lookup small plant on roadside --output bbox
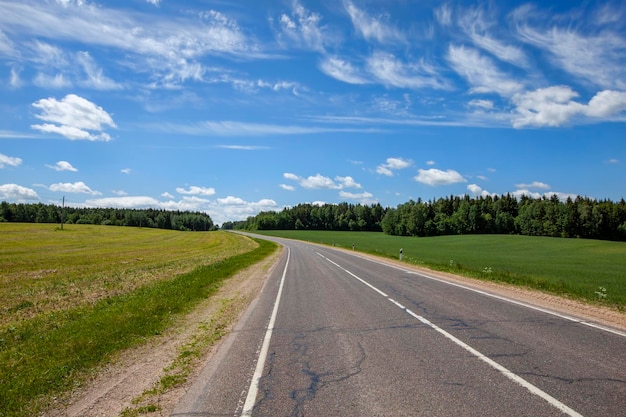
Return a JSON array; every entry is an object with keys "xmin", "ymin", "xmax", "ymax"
[
  {"xmin": 483, "ymin": 266, "xmax": 493, "ymax": 274},
  {"xmin": 594, "ymin": 286, "xmax": 607, "ymax": 300}
]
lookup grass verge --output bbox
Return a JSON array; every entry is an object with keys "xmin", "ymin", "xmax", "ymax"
[
  {"xmin": 0, "ymin": 237, "xmax": 277, "ymax": 417},
  {"xmin": 252, "ymin": 230, "xmax": 626, "ymax": 308}
]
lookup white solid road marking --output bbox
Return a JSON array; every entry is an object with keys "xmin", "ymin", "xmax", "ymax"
[
  {"xmin": 241, "ymin": 247, "xmax": 291, "ymax": 417},
  {"xmin": 317, "ymin": 251, "xmax": 585, "ymax": 417}
]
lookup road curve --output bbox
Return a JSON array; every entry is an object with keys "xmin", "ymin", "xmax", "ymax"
[{"xmin": 171, "ymin": 236, "xmax": 626, "ymax": 417}]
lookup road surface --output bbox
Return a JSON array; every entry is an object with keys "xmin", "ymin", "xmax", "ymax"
[{"xmin": 171, "ymin": 236, "xmax": 626, "ymax": 417}]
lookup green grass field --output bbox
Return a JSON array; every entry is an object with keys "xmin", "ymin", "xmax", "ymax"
[
  {"xmin": 252, "ymin": 230, "xmax": 626, "ymax": 307},
  {"xmin": 0, "ymin": 224, "xmax": 277, "ymax": 417}
]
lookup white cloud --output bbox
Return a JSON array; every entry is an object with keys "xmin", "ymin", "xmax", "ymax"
[
  {"xmin": 511, "ymin": 189, "xmax": 577, "ymax": 202},
  {"xmin": 211, "ymin": 196, "xmax": 280, "ymax": 224},
  {"xmin": 46, "ymin": 160, "xmax": 77, "ymax": 172},
  {"xmin": 112, "ymin": 190, "xmax": 128, "ymax": 196},
  {"xmin": 161, "ymin": 192, "xmax": 175, "ymax": 199},
  {"xmin": 344, "ymin": 1, "xmax": 404, "ymax": 44},
  {"xmin": 586, "ymin": 90, "xmax": 626, "ymax": 118},
  {"xmin": 339, "ymin": 190, "xmax": 375, "ymax": 203},
  {"xmin": 0, "ymin": 184, "xmax": 39, "ymax": 201},
  {"xmin": 426, "ymin": 160, "xmax": 436, "ymax": 166},
  {"xmin": 467, "ymin": 184, "xmax": 494, "ymax": 197},
  {"xmin": 447, "ymin": 45, "xmax": 523, "ymax": 96},
  {"xmin": 608, "ymin": 158, "xmax": 619, "ymax": 164},
  {"xmin": 49, "ymin": 181, "xmax": 101, "ymax": 195},
  {"xmin": 319, "ymin": 56, "xmax": 370, "ymax": 84},
  {"xmin": 280, "ymin": 184, "xmax": 296, "ymax": 191},
  {"xmin": 31, "ymin": 94, "xmax": 116, "ymax": 141},
  {"xmin": 515, "ymin": 181, "xmax": 550, "ymax": 190},
  {"xmin": 121, "ymin": 168, "xmax": 131, "ymax": 174},
  {"xmin": 0, "ymin": 153, "xmax": 22, "ymax": 168},
  {"xmin": 376, "ymin": 157, "xmax": 412, "ymax": 176},
  {"xmin": 176, "ymin": 186, "xmax": 216, "ymax": 196},
  {"xmin": 86, "ymin": 196, "xmax": 161, "ymax": 209},
  {"xmin": 512, "ymin": 87, "xmax": 626, "ymax": 128},
  {"xmin": 283, "ymin": 173, "xmax": 361, "ymax": 190},
  {"xmin": 414, "ymin": 168, "xmax": 467, "ymax": 186}
]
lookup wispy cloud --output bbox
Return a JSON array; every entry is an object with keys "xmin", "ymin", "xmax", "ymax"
[
  {"xmin": 367, "ymin": 51, "xmax": 449, "ymax": 90},
  {"xmin": 447, "ymin": 44, "xmax": 523, "ymax": 96},
  {"xmin": 274, "ymin": 1, "xmax": 329, "ymax": 52},
  {"xmin": 344, "ymin": 1, "xmax": 405, "ymax": 44},
  {"xmin": 514, "ymin": 6, "xmax": 626, "ymax": 90},
  {"xmin": 319, "ymin": 56, "xmax": 370, "ymax": 84},
  {"xmin": 152, "ymin": 120, "xmax": 380, "ymax": 136},
  {"xmin": 1, "ymin": 1, "xmax": 260, "ymax": 88},
  {"xmin": 458, "ymin": 6, "xmax": 529, "ymax": 68}
]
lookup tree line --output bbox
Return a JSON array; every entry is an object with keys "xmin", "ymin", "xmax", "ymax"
[
  {"xmin": 0, "ymin": 202, "xmax": 216, "ymax": 231},
  {"xmin": 226, "ymin": 202, "xmax": 386, "ymax": 232},
  {"xmin": 233, "ymin": 195, "xmax": 626, "ymax": 241}
]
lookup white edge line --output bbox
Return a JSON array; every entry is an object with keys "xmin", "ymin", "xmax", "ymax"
[
  {"xmin": 342, "ymin": 251, "xmax": 626, "ymax": 338},
  {"xmin": 241, "ymin": 247, "xmax": 291, "ymax": 416},
  {"xmin": 321, "ymin": 253, "xmax": 584, "ymax": 417}
]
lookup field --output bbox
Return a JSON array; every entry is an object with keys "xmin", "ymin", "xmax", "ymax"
[
  {"xmin": 0, "ymin": 223, "xmax": 277, "ymax": 417},
  {"xmin": 252, "ymin": 230, "xmax": 626, "ymax": 307}
]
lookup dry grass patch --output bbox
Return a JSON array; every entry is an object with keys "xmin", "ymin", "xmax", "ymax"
[{"xmin": 0, "ymin": 224, "xmax": 255, "ymax": 329}]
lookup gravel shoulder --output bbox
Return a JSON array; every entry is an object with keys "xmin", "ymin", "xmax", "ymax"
[{"xmin": 48, "ymin": 244, "xmax": 624, "ymax": 416}]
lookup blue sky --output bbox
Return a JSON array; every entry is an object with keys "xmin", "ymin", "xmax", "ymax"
[{"xmin": 1, "ymin": 0, "xmax": 625, "ymax": 225}]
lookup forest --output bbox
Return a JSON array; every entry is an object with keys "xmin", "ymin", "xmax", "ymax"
[
  {"xmin": 231, "ymin": 195, "xmax": 626, "ymax": 242},
  {"xmin": 0, "ymin": 202, "xmax": 216, "ymax": 231}
]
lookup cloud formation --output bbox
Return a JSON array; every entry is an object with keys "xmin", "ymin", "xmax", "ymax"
[
  {"xmin": 414, "ymin": 168, "xmax": 467, "ymax": 186},
  {"xmin": 46, "ymin": 160, "xmax": 77, "ymax": 172},
  {"xmin": 0, "ymin": 153, "xmax": 22, "ymax": 168},
  {"xmin": 283, "ymin": 173, "xmax": 361, "ymax": 190},
  {"xmin": 31, "ymin": 94, "xmax": 116, "ymax": 141},
  {"xmin": 376, "ymin": 157, "xmax": 412, "ymax": 176}
]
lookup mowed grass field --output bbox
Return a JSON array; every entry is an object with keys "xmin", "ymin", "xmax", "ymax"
[
  {"xmin": 0, "ymin": 223, "xmax": 277, "ymax": 417},
  {"xmin": 253, "ymin": 230, "xmax": 626, "ymax": 307}
]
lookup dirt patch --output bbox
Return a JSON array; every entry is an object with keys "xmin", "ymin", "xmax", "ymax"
[{"xmin": 47, "ymin": 245, "xmax": 624, "ymax": 416}]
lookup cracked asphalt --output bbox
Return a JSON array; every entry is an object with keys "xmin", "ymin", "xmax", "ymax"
[{"xmin": 171, "ymin": 237, "xmax": 626, "ymax": 417}]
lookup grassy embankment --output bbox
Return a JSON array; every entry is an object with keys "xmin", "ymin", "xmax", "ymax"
[
  {"xmin": 253, "ymin": 230, "xmax": 626, "ymax": 307},
  {"xmin": 0, "ymin": 224, "xmax": 277, "ymax": 417}
]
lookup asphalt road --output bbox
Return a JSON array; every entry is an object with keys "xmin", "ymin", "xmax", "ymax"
[{"xmin": 171, "ymin": 236, "xmax": 626, "ymax": 417}]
